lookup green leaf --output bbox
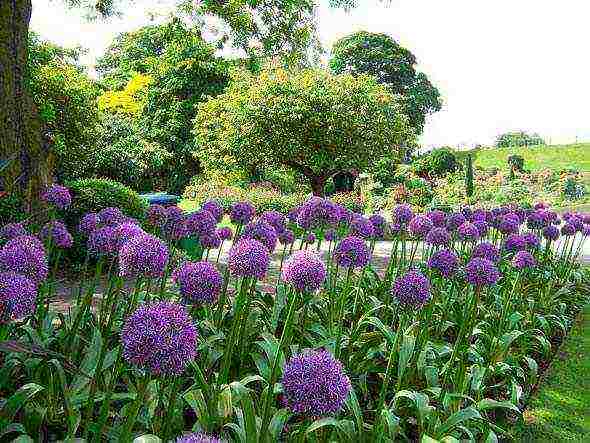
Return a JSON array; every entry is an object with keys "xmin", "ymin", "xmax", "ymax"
[
  {"xmin": 305, "ymin": 417, "xmax": 340, "ymax": 435},
  {"xmin": 397, "ymin": 333, "xmax": 416, "ymax": 384},
  {"xmin": 436, "ymin": 407, "xmax": 481, "ymax": 438},
  {"xmin": 133, "ymin": 435, "xmax": 162, "ymax": 443},
  {"xmin": 71, "ymin": 329, "xmax": 102, "ymax": 393},
  {"xmin": 0, "ymin": 383, "xmax": 44, "ymax": 423},
  {"xmin": 240, "ymin": 393, "xmax": 258, "ymax": 443},
  {"xmin": 476, "ymin": 398, "xmax": 519, "ymax": 413},
  {"xmin": 269, "ymin": 409, "xmax": 290, "ymax": 440}
]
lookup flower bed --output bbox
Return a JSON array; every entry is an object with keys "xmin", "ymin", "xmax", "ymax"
[{"xmin": 0, "ymin": 189, "xmax": 589, "ymax": 441}]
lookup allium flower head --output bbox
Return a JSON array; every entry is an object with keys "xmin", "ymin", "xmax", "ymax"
[
  {"xmin": 88, "ymin": 226, "xmax": 118, "ymax": 257},
  {"xmin": 98, "ymin": 207, "xmax": 125, "ymax": 226},
  {"xmin": 164, "ymin": 207, "xmax": 187, "ymax": 241},
  {"xmin": 428, "ymin": 249, "xmax": 459, "ymax": 278},
  {"xmin": 281, "ymin": 349, "xmax": 351, "ymax": 417},
  {"xmin": 200, "ymin": 232, "xmax": 222, "ymax": 249},
  {"xmin": 350, "ymin": 215, "xmax": 374, "ymax": 239},
  {"xmin": 260, "ymin": 211, "xmax": 286, "ymax": 233},
  {"xmin": 172, "ymin": 261, "xmax": 223, "ymax": 305},
  {"xmin": 230, "ymin": 201, "xmax": 256, "ymax": 225},
  {"xmin": 425, "ymin": 227, "xmax": 451, "ymax": 246},
  {"xmin": 457, "ymin": 221, "xmax": 480, "ymax": 241},
  {"xmin": 216, "ymin": 227, "xmax": 233, "ymax": 241},
  {"xmin": 333, "ymin": 236, "xmax": 371, "ymax": 269},
  {"xmin": 41, "ymin": 184, "xmax": 71, "ymax": 209},
  {"xmin": 498, "ymin": 214, "xmax": 520, "ymax": 235},
  {"xmin": 202, "ymin": 200, "xmax": 224, "ymax": 223},
  {"xmin": 0, "ymin": 272, "xmax": 37, "ymax": 321},
  {"xmin": 465, "ymin": 258, "xmax": 500, "ymax": 286},
  {"xmin": 186, "ymin": 210, "xmax": 216, "ymax": 238},
  {"xmin": 527, "ymin": 210, "xmax": 550, "ymax": 230},
  {"xmin": 228, "ymin": 239, "xmax": 270, "ymax": 279},
  {"xmin": 446, "ymin": 212, "xmax": 466, "ymax": 231},
  {"xmin": 583, "ymin": 224, "xmax": 590, "ymax": 237},
  {"xmin": 118, "ymin": 233, "xmax": 169, "ymax": 279},
  {"xmin": 0, "ymin": 236, "xmax": 48, "ymax": 285},
  {"xmin": 392, "ymin": 204, "xmax": 413, "ymax": 225},
  {"xmin": 176, "ymin": 432, "xmax": 222, "ymax": 443},
  {"xmin": 473, "ymin": 220, "xmax": 489, "ymax": 237},
  {"xmin": 324, "ymin": 228, "xmax": 337, "ymax": 242},
  {"xmin": 334, "ymin": 204, "xmax": 353, "ymax": 225},
  {"xmin": 512, "ymin": 250, "xmax": 536, "ymax": 270},
  {"xmin": 40, "ymin": 220, "xmax": 73, "ymax": 249},
  {"xmin": 305, "ymin": 233, "xmax": 316, "ymax": 244},
  {"xmin": 427, "ymin": 209, "xmax": 447, "ymax": 227},
  {"xmin": 278, "ymin": 229, "xmax": 295, "ymax": 246},
  {"xmin": 287, "ymin": 207, "xmax": 300, "ymax": 224},
  {"xmin": 503, "ymin": 233, "xmax": 527, "ymax": 253},
  {"xmin": 121, "ymin": 301, "xmax": 197, "ymax": 375},
  {"xmin": 147, "ymin": 204, "xmax": 168, "ymax": 228},
  {"xmin": 242, "ymin": 220, "xmax": 278, "ymax": 252},
  {"xmin": 282, "ymin": 250, "xmax": 327, "ymax": 292},
  {"xmin": 0, "ymin": 223, "xmax": 27, "ymax": 242},
  {"xmin": 368, "ymin": 214, "xmax": 386, "ymax": 239},
  {"xmin": 472, "ymin": 241, "xmax": 501, "ymax": 263},
  {"xmin": 391, "ymin": 270, "xmax": 431, "ymax": 308},
  {"xmin": 79, "ymin": 212, "xmax": 100, "ymax": 236},
  {"xmin": 112, "ymin": 222, "xmax": 145, "ymax": 250},
  {"xmin": 542, "ymin": 225, "xmax": 559, "ymax": 241},
  {"xmin": 561, "ymin": 223, "xmax": 576, "ymax": 236},
  {"xmin": 296, "ymin": 198, "xmax": 338, "ymax": 230},
  {"xmin": 409, "ymin": 215, "xmax": 433, "ymax": 238},
  {"xmin": 523, "ymin": 232, "xmax": 541, "ymax": 249},
  {"xmin": 471, "ymin": 209, "xmax": 487, "ymax": 223}
]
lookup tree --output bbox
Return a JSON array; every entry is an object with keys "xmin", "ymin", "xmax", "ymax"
[
  {"xmin": 495, "ymin": 131, "xmax": 545, "ymax": 148},
  {"xmin": 194, "ymin": 68, "xmax": 414, "ymax": 196},
  {"xmin": 329, "ymin": 31, "xmax": 442, "ymax": 133}
]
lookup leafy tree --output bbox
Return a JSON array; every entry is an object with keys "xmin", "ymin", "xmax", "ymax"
[
  {"xmin": 495, "ymin": 131, "xmax": 545, "ymax": 148},
  {"xmin": 195, "ymin": 68, "xmax": 414, "ymax": 196},
  {"xmin": 412, "ymin": 147, "xmax": 459, "ymax": 179},
  {"xmin": 97, "ymin": 73, "xmax": 153, "ymax": 115},
  {"xmin": 329, "ymin": 31, "xmax": 442, "ymax": 133}
]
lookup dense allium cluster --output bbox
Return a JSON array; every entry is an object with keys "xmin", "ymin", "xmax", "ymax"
[
  {"xmin": 446, "ymin": 212, "xmax": 466, "ymax": 231},
  {"xmin": 427, "ymin": 209, "xmax": 446, "ymax": 227},
  {"xmin": 391, "ymin": 270, "xmax": 431, "ymax": 307},
  {"xmin": 40, "ymin": 220, "xmax": 73, "ymax": 249},
  {"xmin": 473, "ymin": 220, "xmax": 489, "ymax": 237},
  {"xmin": 228, "ymin": 239, "xmax": 270, "ymax": 279},
  {"xmin": 0, "ymin": 236, "xmax": 48, "ymax": 285},
  {"xmin": 260, "ymin": 211, "xmax": 286, "ymax": 233},
  {"xmin": 88, "ymin": 226, "xmax": 118, "ymax": 257},
  {"xmin": 522, "ymin": 232, "xmax": 540, "ymax": 249},
  {"xmin": 147, "ymin": 204, "xmax": 168, "ymax": 228},
  {"xmin": 172, "ymin": 261, "xmax": 223, "ymax": 304},
  {"xmin": 0, "ymin": 223, "xmax": 27, "ymax": 242},
  {"xmin": 472, "ymin": 242, "xmax": 501, "ymax": 263},
  {"xmin": 281, "ymin": 349, "xmax": 351, "ymax": 417},
  {"xmin": 428, "ymin": 249, "xmax": 459, "ymax": 277},
  {"xmin": 176, "ymin": 432, "xmax": 222, "ymax": 443},
  {"xmin": 121, "ymin": 301, "xmax": 197, "ymax": 375},
  {"xmin": 561, "ymin": 223, "xmax": 576, "ymax": 236},
  {"xmin": 503, "ymin": 234, "xmax": 526, "ymax": 253},
  {"xmin": 333, "ymin": 236, "xmax": 371, "ymax": 269},
  {"xmin": 465, "ymin": 258, "xmax": 500, "ymax": 287},
  {"xmin": 118, "ymin": 234, "xmax": 169, "ymax": 279},
  {"xmin": 527, "ymin": 210, "xmax": 551, "ymax": 230},
  {"xmin": 41, "ymin": 184, "xmax": 71, "ymax": 209},
  {"xmin": 112, "ymin": 222, "xmax": 145, "ymax": 250},
  {"xmin": 202, "ymin": 200, "xmax": 224, "ymax": 223},
  {"xmin": 282, "ymin": 251, "xmax": 327, "ymax": 292},
  {"xmin": 512, "ymin": 250, "xmax": 536, "ymax": 270},
  {"xmin": 200, "ymin": 232, "xmax": 222, "ymax": 249},
  {"xmin": 79, "ymin": 213, "xmax": 100, "ymax": 236},
  {"xmin": 350, "ymin": 215, "xmax": 374, "ymax": 239},
  {"xmin": 164, "ymin": 207, "xmax": 189, "ymax": 241},
  {"xmin": 369, "ymin": 214, "xmax": 386, "ymax": 238},
  {"xmin": 409, "ymin": 215, "xmax": 433, "ymax": 238},
  {"xmin": 392, "ymin": 204, "xmax": 413, "ymax": 226},
  {"xmin": 425, "ymin": 227, "xmax": 451, "ymax": 246},
  {"xmin": 457, "ymin": 222, "xmax": 479, "ymax": 241},
  {"xmin": 334, "ymin": 204, "xmax": 352, "ymax": 225},
  {"xmin": 186, "ymin": 210, "xmax": 216, "ymax": 238},
  {"xmin": 216, "ymin": 227, "xmax": 233, "ymax": 241},
  {"xmin": 0, "ymin": 272, "xmax": 37, "ymax": 321},
  {"xmin": 242, "ymin": 220, "xmax": 278, "ymax": 252},
  {"xmin": 278, "ymin": 229, "xmax": 295, "ymax": 246},
  {"xmin": 230, "ymin": 201, "xmax": 256, "ymax": 225},
  {"xmin": 498, "ymin": 214, "xmax": 520, "ymax": 235},
  {"xmin": 296, "ymin": 197, "xmax": 338, "ymax": 230},
  {"xmin": 98, "ymin": 207, "xmax": 125, "ymax": 226},
  {"xmin": 542, "ymin": 225, "xmax": 559, "ymax": 241}
]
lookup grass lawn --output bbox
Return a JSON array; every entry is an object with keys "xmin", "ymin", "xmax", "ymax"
[{"xmin": 514, "ymin": 304, "xmax": 590, "ymax": 441}]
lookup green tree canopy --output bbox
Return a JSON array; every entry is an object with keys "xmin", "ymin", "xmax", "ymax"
[
  {"xmin": 495, "ymin": 131, "xmax": 545, "ymax": 148},
  {"xmin": 194, "ymin": 68, "xmax": 414, "ymax": 195},
  {"xmin": 329, "ymin": 31, "xmax": 442, "ymax": 133}
]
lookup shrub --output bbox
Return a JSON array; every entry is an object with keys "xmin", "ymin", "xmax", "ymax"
[
  {"xmin": 0, "ymin": 194, "xmax": 25, "ymax": 225},
  {"xmin": 329, "ymin": 192, "xmax": 365, "ymax": 213},
  {"xmin": 508, "ymin": 154, "xmax": 525, "ymax": 173},
  {"xmin": 412, "ymin": 147, "xmax": 459, "ymax": 178},
  {"xmin": 495, "ymin": 131, "xmax": 545, "ymax": 148}
]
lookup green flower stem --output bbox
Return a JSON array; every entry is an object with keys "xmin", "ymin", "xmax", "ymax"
[
  {"xmin": 162, "ymin": 376, "xmax": 182, "ymax": 441},
  {"xmin": 120, "ymin": 373, "xmax": 151, "ymax": 442},
  {"xmin": 378, "ymin": 311, "xmax": 408, "ymax": 410},
  {"xmin": 236, "ymin": 278, "xmax": 257, "ymax": 377},
  {"xmin": 214, "ymin": 267, "xmax": 231, "ymax": 328},
  {"xmin": 334, "ymin": 268, "xmax": 353, "ymax": 359}
]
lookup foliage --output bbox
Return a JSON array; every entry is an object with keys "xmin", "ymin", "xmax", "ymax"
[
  {"xmin": 508, "ymin": 154, "xmax": 525, "ymax": 173},
  {"xmin": 465, "ymin": 153, "xmax": 474, "ymax": 197},
  {"xmin": 412, "ymin": 148, "xmax": 459, "ymax": 178},
  {"xmin": 97, "ymin": 73, "xmax": 153, "ymax": 115},
  {"xmin": 563, "ymin": 177, "xmax": 586, "ymax": 200},
  {"xmin": 0, "ymin": 194, "xmax": 25, "ymax": 225},
  {"xmin": 495, "ymin": 131, "xmax": 545, "ymax": 148},
  {"xmin": 194, "ymin": 68, "xmax": 414, "ymax": 195},
  {"xmin": 329, "ymin": 31, "xmax": 442, "ymax": 133},
  {"xmin": 329, "ymin": 191, "xmax": 365, "ymax": 213}
]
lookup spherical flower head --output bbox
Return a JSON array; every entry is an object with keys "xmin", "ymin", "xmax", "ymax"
[
  {"xmin": 526, "ymin": 210, "xmax": 550, "ymax": 230},
  {"xmin": 88, "ymin": 226, "xmax": 117, "ymax": 257},
  {"xmin": 201, "ymin": 200, "xmax": 224, "ymax": 223},
  {"xmin": 583, "ymin": 224, "xmax": 590, "ymax": 237},
  {"xmin": 242, "ymin": 220, "xmax": 278, "ymax": 252},
  {"xmin": 121, "ymin": 301, "xmax": 197, "ymax": 375},
  {"xmin": 542, "ymin": 225, "xmax": 559, "ymax": 241},
  {"xmin": 216, "ymin": 227, "xmax": 233, "ymax": 241},
  {"xmin": 0, "ymin": 223, "xmax": 27, "ymax": 242},
  {"xmin": 333, "ymin": 236, "xmax": 371, "ymax": 269},
  {"xmin": 278, "ymin": 229, "xmax": 295, "ymax": 246},
  {"xmin": 408, "ymin": 215, "xmax": 433, "ymax": 238},
  {"xmin": 350, "ymin": 215, "xmax": 374, "ymax": 239},
  {"xmin": 118, "ymin": 233, "xmax": 169, "ymax": 279},
  {"xmin": 41, "ymin": 184, "xmax": 71, "ymax": 209},
  {"xmin": 228, "ymin": 239, "xmax": 270, "ymax": 279},
  {"xmin": 391, "ymin": 270, "xmax": 431, "ymax": 308},
  {"xmin": 392, "ymin": 204, "xmax": 413, "ymax": 226},
  {"xmin": 186, "ymin": 210, "xmax": 216, "ymax": 238},
  {"xmin": 163, "ymin": 207, "xmax": 187, "ymax": 240},
  {"xmin": 147, "ymin": 204, "xmax": 168, "ymax": 228},
  {"xmin": 561, "ymin": 223, "xmax": 576, "ymax": 236},
  {"xmin": 457, "ymin": 221, "xmax": 480, "ymax": 241},
  {"xmin": 98, "ymin": 207, "xmax": 125, "ymax": 226},
  {"xmin": 334, "ymin": 204, "xmax": 352, "ymax": 225},
  {"xmin": 230, "ymin": 201, "xmax": 256, "ymax": 225},
  {"xmin": 305, "ymin": 233, "xmax": 316, "ymax": 244},
  {"xmin": 465, "ymin": 258, "xmax": 500, "ymax": 287},
  {"xmin": 112, "ymin": 222, "xmax": 145, "ymax": 251},
  {"xmin": 281, "ymin": 349, "xmax": 351, "ymax": 417},
  {"xmin": 287, "ymin": 207, "xmax": 300, "ymax": 224},
  {"xmin": 523, "ymin": 232, "xmax": 541, "ymax": 250},
  {"xmin": 176, "ymin": 432, "xmax": 222, "ymax": 443},
  {"xmin": 446, "ymin": 212, "xmax": 466, "ymax": 231},
  {"xmin": 581, "ymin": 213, "xmax": 590, "ymax": 225},
  {"xmin": 473, "ymin": 220, "xmax": 489, "ymax": 237},
  {"xmin": 503, "ymin": 234, "xmax": 527, "ymax": 253},
  {"xmin": 324, "ymin": 228, "xmax": 338, "ymax": 242},
  {"xmin": 0, "ymin": 272, "xmax": 37, "ymax": 321},
  {"xmin": 428, "ymin": 249, "xmax": 459, "ymax": 278},
  {"xmin": 260, "ymin": 211, "xmax": 286, "ymax": 233},
  {"xmin": 498, "ymin": 214, "xmax": 520, "ymax": 235},
  {"xmin": 200, "ymin": 231, "xmax": 222, "ymax": 250},
  {"xmin": 471, "ymin": 209, "xmax": 487, "ymax": 223},
  {"xmin": 79, "ymin": 212, "xmax": 100, "ymax": 236},
  {"xmin": 0, "ymin": 236, "xmax": 48, "ymax": 285},
  {"xmin": 427, "ymin": 209, "xmax": 447, "ymax": 227},
  {"xmin": 425, "ymin": 227, "xmax": 451, "ymax": 247},
  {"xmin": 512, "ymin": 250, "xmax": 536, "ymax": 270},
  {"xmin": 368, "ymin": 214, "xmax": 386, "ymax": 238},
  {"xmin": 296, "ymin": 198, "xmax": 338, "ymax": 230},
  {"xmin": 172, "ymin": 261, "xmax": 223, "ymax": 305},
  {"xmin": 472, "ymin": 241, "xmax": 501, "ymax": 263},
  {"xmin": 40, "ymin": 220, "xmax": 73, "ymax": 249},
  {"xmin": 282, "ymin": 250, "xmax": 327, "ymax": 292}
]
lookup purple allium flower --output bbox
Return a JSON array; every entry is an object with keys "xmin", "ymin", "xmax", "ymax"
[
  {"xmin": 278, "ymin": 229, "xmax": 295, "ymax": 246},
  {"xmin": 88, "ymin": 226, "xmax": 117, "ymax": 257},
  {"xmin": 172, "ymin": 261, "xmax": 223, "ymax": 305},
  {"xmin": 324, "ymin": 228, "xmax": 338, "ymax": 242},
  {"xmin": 202, "ymin": 200, "xmax": 224, "ymax": 223},
  {"xmin": 389, "ymin": 223, "xmax": 402, "ymax": 236},
  {"xmin": 391, "ymin": 270, "xmax": 431, "ymax": 308},
  {"xmin": 512, "ymin": 250, "xmax": 536, "ymax": 270},
  {"xmin": 503, "ymin": 234, "xmax": 527, "ymax": 253},
  {"xmin": 446, "ymin": 212, "xmax": 466, "ymax": 231},
  {"xmin": 334, "ymin": 204, "xmax": 353, "ymax": 225},
  {"xmin": 216, "ymin": 227, "xmax": 233, "ymax": 241},
  {"xmin": 583, "ymin": 224, "xmax": 590, "ymax": 237},
  {"xmin": 457, "ymin": 221, "xmax": 480, "ymax": 241},
  {"xmin": 534, "ymin": 202, "xmax": 548, "ymax": 210},
  {"xmin": 176, "ymin": 432, "xmax": 222, "ymax": 443},
  {"xmin": 200, "ymin": 232, "xmax": 222, "ymax": 250},
  {"xmin": 41, "ymin": 184, "xmax": 71, "ymax": 209},
  {"xmin": 230, "ymin": 201, "xmax": 256, "ymax": 225},
  {"xmin": 542, "ymin": 225, "xmax": 559, "ymax": 241},
  {"xmin": 228, "ymin": 239, "xmax": 270, "ymax": 279},
  {"xmin": 408, "ymin": 215, "xmax": 433, "ymax": 238},
  {"xmin": 425, "ymin": 227, "xmax": 451, "ymax": 246},
  {"xmin": 242, "ymin": 220, "xmax": 278, "ymax": 252},
  {"xmin": 79, "ymin": 212, "xmax": 100, "ymax": 236},
  {"xmin": 523, "ymin": 232, "xmax": 541, "ymax": 249},
  {"xmin": 260, "ymin": 211, "xmax": 287, "ymax": 233},
  {"xmin": 427, "ymin": 209, "xmax": 447, "ymax": 227},
  {"xmin": 186, "ymin": 210, "xmax": 216, "ymax": 238},
  {"xmin": 297, "ymin": 198, "xmax": 338, "ymax": 230},
  {"xmin": 561, "ymin": 223, "xmax": 576, "ymax": 236},
  {"xmin": 465, "ymin": 258, "xmax": 500, "ymax": 286},
  {"xmin": 163, "ymin": 207, "xmax": 188, "ymax": 241},
  {"xmin": 97, "ymin": 207, "xmax": 125, "ymax": 226},
  {"xmin": 40, "ymin": 220, "xmax": 73, "ymax": 249},
  {"xmin": 118, "ymin": 234, "xmax": 169, "ymax": 279},
  {"xmin": 0, "ymin": 236, "xmax": 48, "ymax": 285},
  {"xmin": 166, "ymin": 206, "xmax": 185, "ymax": 225},
  {"xmin": 498, "ymin": 214, "xmax": 520, "ymax": 235},
  {"xmin": 0, "ymin": 272, "xmax": 37, "ymax": 321},
  {"xmin": 350, "ymin": 215, "xmax": 374, "ymax": 239},
  {"xmin": 461, "ymin": 206, "xmax": 473, "ymax": 219},
  {"xmin": 333, "ymin": 236, "xmax": 371, "ymax": 269},
  {"xmin": 473, "ymin": 220, "xmax": 489, "ymax": 237},
  {"xmin": 369, "ymin": 214, "xmax": 386, "ymax": 238},
  {"xmin": 471, "ymin": 209, "xmax": 487, "ymax": 223},
  {"xmin": 428, "ymin": 249, "xmax": 459, "ymax": 278},
  {"xmin": 287, "ymin": 207, "xmax": 300, "ymax": 224},
  {"xmin": 121, "ymin": 301, "xmax": 197, "ymax": 375},
  {"xmin": 147, "ymin": 204, "xmax": 168, "ymax": 228},
  {"xmin": 526, "ymin": 210, "xmax": 550, "ymax": 230},
  {"xmin": 281, "ymin": 349, "xmax": 351, "ymax": 417},
  {"xmin": 472, "ymin": 241, "xmax": 501, "ymax": 263},
  {"xmin": 282, "ymin": 250, "xmax": 327, "ymax": 292},
  {"xmin": 305, "ymin": 233, "xmax": 316, "ymax": 244},
  {"xmin": 0, "ymin": 223, "xmax": 27, "ymax": 242},
  {"xmin": 112, "ymin": 222, "xmax": 145, "ymax": 251},
  {"xmin": 392, "ymin": 204, "xmax": 413, "ymax": 225}
]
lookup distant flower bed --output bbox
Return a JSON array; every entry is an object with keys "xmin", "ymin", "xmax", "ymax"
[{"xmin": 0, "ymin": 187, "xmax": 589, "ymax": 441}]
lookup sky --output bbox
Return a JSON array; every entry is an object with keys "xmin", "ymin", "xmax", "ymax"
[{"xmin": 30, "ymin": 0, "xmax": 590, "ymax": 148}]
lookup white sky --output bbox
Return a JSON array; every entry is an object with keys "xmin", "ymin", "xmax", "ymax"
[{"xmin": 31, "ymin": 0, "xmax": 590, "ymax": 147}]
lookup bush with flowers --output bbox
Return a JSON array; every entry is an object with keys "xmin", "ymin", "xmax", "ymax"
[{"xmin": 0, "ymin": 184, "xmax": 588, "ymax": 441}]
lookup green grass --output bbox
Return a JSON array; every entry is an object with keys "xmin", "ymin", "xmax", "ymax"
[{"xmin": 514, "ymin": 304, "xmax": 590, "ymax": 441}]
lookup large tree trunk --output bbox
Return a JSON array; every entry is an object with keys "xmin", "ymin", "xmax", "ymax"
[
  {"xmin": 309, "ymin": 175, "xmax": 326, "ymax": 197},
  {"xmin": 0, "ymin": 0, "xmax": 51, "ymax": 210}
]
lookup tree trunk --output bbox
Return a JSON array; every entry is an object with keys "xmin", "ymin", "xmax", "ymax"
[
  {"xmin": 0, "ymin": 0, "xmax": 51, "ymax": 210},
  {"xmin": 309, "ymin": 175, "xmax": 326, "ymax": 197}
]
